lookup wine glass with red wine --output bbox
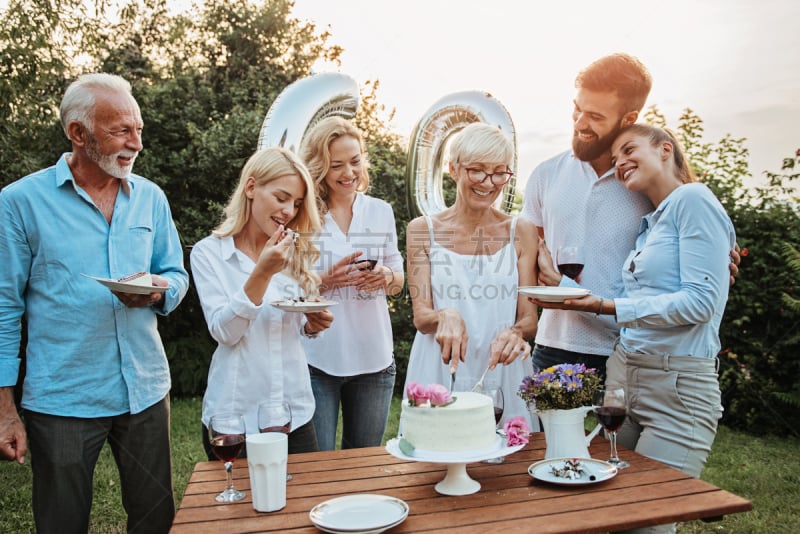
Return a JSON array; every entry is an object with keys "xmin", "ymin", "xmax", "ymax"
[
  {"xmin": 351, "ymin": 256, "xmax": 379, "ymax": 300},
  {"xmin": 593, "ymin": 387, "xmax": 630, "ymax": 469},
  {"xmin": 556, "ymin": 245, "xmax": 585, "ymax": 280},
  {"xmin": 258, "ymin": 400, "xmax": 293, "ymax": 480},
  {"xmin": 482, "ymin": 386, "xmax": 505, "ymax": 464},
  {"xmin": 208, "ymin": 413, "xmax": 247, "ymax": 502}
]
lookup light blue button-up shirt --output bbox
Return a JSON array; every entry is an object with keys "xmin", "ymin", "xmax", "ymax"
[
  {"xmin": 613, "ymin": 183, "xmax": 736, "ymax": 358},
  {"xmin": 0, "ymin": 154, "xmax": 188, "ymax": 416}
]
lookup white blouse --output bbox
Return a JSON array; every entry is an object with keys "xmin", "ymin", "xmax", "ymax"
[
  {"xmin": 191, "ymin": 235, "xmax": 315, "ymax": 433},
  {"xmin": 302, "ymin": 193, "xmax": 404, "ymax": 376}
]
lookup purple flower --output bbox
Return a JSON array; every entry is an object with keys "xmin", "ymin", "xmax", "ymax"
[{"xmin": 517, "ymin": 362, "xmax": 601, "ymax": 411}]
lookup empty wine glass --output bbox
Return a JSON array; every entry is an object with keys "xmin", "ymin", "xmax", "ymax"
[
  {"xmin": 556, "ymin": 245, "xmax": 585, "ymax": 280},
  {"xmin": 208, "ymin": 413, "xmax": 246, "ymax": 502},
  {"xmin": 258, "ymin": 400, "xmax": 293, "ymax": 480},
  {"xmin": 593, "ymin": 387, "xmax": 630, "ymax": 469},
  {"xmin": 482, "ymin": 386, "xmax": 505, "ymax": 464}
]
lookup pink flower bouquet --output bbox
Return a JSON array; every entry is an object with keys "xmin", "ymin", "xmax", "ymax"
[
  {"xmin": 503, "ymin": 416, "xmax": 530, "ymax": 446},
  {"xmin": 405, "ymin": 382, "xmax": 454, "ymax": 407}
]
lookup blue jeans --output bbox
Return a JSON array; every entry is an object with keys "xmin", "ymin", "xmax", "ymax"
[
  {"xmin": 309, "ymin": 361, "xmax": 396, "ymax": 451},
  {"xmin": 532, "ymin": 344, "xmax": 609, "ymax": 381},
  {"xmin": 25, "ymin": 396, "xmax": 174, "ymax": 534}
]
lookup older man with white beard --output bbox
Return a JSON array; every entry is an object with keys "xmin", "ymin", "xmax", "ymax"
[{"xmin": 0, "ymin": 73, "xmax": 188, "ymax": 533}]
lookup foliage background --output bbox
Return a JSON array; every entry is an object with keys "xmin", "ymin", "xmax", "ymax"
[{"xmin": 1, "ymin": 0, "xmax": 798, "ymax": 437}]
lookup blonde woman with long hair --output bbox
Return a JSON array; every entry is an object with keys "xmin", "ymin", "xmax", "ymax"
[
  {"xmin": 299, "ymin": 117, "xmax": 404, "ymax": 450},
  {"xmin": 191, "ymin": 147, "xmax": 333, "ymax": 455}
]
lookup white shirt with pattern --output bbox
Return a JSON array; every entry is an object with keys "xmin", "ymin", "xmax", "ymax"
[{"xmin": 521, "ymin": 150, "xmax": 652, "ymax": 356}]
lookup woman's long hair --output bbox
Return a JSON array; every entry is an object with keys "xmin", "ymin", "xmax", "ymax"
[{"xmin": 213, "ymin": 147, "xmax": 322, "ymax": 296}]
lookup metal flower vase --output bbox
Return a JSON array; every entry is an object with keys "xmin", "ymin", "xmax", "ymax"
[{"xmin": 537, "ymin": 406, "xmax": 602, "ymax": 460}]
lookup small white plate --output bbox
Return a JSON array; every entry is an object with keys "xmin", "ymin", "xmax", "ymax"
[
  {"xmin": 518, "ymin": 286, "xmax": 591, "ymax": 303},
  {"xmin": 309, "ymin": 494, "xmax": 409, "ymax": 533},
  {"xmin": 82, "ymin": 274, "xmax": 167, "ymax": 295},
  {"xmin": 528, "ymin": 457, "xmax": 618, "ymax": 486},
  {"xmin": 270, "ymin": 299, "xmax": 338, "ymax": 313}
]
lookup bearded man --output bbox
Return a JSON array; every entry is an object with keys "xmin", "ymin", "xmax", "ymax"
[{"xmin": 521, "ymin": 54, "xmax": 656, "ymax": 378}]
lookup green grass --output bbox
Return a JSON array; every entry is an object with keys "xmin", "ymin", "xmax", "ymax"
[
  {"xmin": 0, "ymin": 397, "xmax": 206, "ymax": 533},
  {"xmin": 1, "ymin": 397, "xmax": 798, "ymax": 532}
]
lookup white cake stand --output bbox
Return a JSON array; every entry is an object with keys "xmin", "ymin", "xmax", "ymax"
[{"xmin": 385, "ymin": 436, "xmax": 525, "ymax": 495}]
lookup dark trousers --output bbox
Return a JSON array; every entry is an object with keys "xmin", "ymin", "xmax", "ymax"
[
  {"xmin": 532, "ymin": 344, "xmax": 609, "ymax": 382},
  {"xmin": 25, "ymin": 396, "xmax": 174, "ymax": 534}
]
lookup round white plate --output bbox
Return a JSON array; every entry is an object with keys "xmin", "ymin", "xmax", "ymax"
[
  {"xmin": 82, "ymin": 274, "xmax": 167, "ymax": 295},
  {"xmin": 518, "ymin": 286, "xmax": 591, "ymax": 303},
  {"xmin": 309, "ymin": 494, "xmax": 409, "ymax": 533},
  {"xmin": 528, "ymin": 457, "xmax": 618, "ymax": 486},
  {"xmin": 385, "ymin": 435, "xmax": 524, "ymax": 464},
  {"xmin": 270, "ymin": 299, "xmax": 338, "ymax": 313}
]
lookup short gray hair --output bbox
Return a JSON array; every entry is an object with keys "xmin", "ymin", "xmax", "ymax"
[
  {"xmin": 59, "ymin": 73, "xmax": 133, "ymax": 136},
  {"xmin": 448, "ymin": 122, "xmax": 513, "ymax": 166}
]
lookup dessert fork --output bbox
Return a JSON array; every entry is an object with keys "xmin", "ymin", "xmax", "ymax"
[{"xmin": 471, "ymin": 364, "xmax": 492, "ymax": 393}]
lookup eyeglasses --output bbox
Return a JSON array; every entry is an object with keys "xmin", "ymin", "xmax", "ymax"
[{"xmin": 459, "ymin": 164, "xmax": 514, "ymax": 185}]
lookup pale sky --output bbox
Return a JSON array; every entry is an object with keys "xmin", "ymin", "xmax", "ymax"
[{"xmin": 290, "ymin": 0, "xmax": 800, "ymax": 190}]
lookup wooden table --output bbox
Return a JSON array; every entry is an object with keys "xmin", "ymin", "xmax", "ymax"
[{"xmin": 171, "ymin": 434, "xmax": 751, "ymax": 533}]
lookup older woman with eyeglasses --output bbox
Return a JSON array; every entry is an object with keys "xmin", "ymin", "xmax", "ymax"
[{"xmin": 403, "ymin": 122, "xmax": 539, "ymax": 428}]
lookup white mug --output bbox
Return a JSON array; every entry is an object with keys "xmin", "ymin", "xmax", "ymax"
[{"xmin": 246, "ymin": 432, "xmax": 288, "ymax": 512}]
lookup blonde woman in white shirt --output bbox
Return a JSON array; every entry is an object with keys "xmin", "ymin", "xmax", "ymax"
[
  {"xmin": 191, "ymin": 147, "xmax": 333, "ymax": 456},
  {"xmin": 299, "ymin": 117, "xmax": 405, "ymax": 450}
]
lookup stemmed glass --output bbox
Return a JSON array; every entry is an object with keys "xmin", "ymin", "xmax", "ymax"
[
  {"xmin": 482, "ymin": 386, "xmax": 505, "ymax": 464},
  {"xmin": 556, "ymin": 245, "xmax": 585, "ymax": 280},
  {"xmin": 593, "ymin": 387, "xmax": 630, "ymax": 469},
  {"xmin": 208, "ymin": 413, "xmax": 247, "ymax": 502},
  {"xmin": 258, "ymin": 400, "xmax": 293, "ymax": 480},
  {"xmin": 352, "ymin": 256, "xmax": 378, "ymax": 300}
]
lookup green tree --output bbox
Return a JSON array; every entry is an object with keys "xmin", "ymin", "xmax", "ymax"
[
  {"xmin": 783, "ymin": 243, "xmax": 800, "ymax": 313},
  {"xmin": 0, "ymin": 0, "xmax": 342, "ymax": 395},
  {"xmin": 4, "ymin": 2, "xmax": 799, "ymax": 435}
]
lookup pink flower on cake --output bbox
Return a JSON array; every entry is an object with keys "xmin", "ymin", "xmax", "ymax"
[
  {"xmin": 406, "ymin": 382, "xmax": 430, "ymax": 406},
  {"xmin": 504, "ymin": 416, "xmax": 530, "ymax": 446},
  {"xmin": 428, "ymin": 384, "xmax": 453, "ymax": 406}
]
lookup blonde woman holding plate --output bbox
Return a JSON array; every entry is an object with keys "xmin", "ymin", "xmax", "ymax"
[{"xmin": 191, "ymin": 147, "xmax": 332, "ymax": 456}]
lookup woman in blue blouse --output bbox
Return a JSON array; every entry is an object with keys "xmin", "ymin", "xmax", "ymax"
[{"xmin": 535, "ymin": 125, "xmax": 735, "ymax": 532}]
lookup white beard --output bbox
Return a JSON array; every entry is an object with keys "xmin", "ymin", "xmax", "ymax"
[{"xmin": 85, "ymin": 135, "xmax": 137, "ymax": 179}]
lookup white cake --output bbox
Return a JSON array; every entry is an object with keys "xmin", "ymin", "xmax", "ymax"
[
  {"xmin": 119, "ymin": 272, "xmax": 153, "ymax": 286},
  {"xmin": 400, "ymin": 391, "xmax": 497, "ymax": 452}
]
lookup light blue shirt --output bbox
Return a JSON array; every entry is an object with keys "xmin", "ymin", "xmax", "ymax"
[
  {"xmin": 613, "ymin": 183, "xmax": 736, "ymax": 358},
  {"xmin": 0, "ymin": 154, "xmax": 188, "ymax": 416}
]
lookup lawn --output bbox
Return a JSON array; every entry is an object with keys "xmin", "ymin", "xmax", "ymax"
[{"xmin": 1, "ymin": 396, "xmax": 798, "ymax": 532}]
